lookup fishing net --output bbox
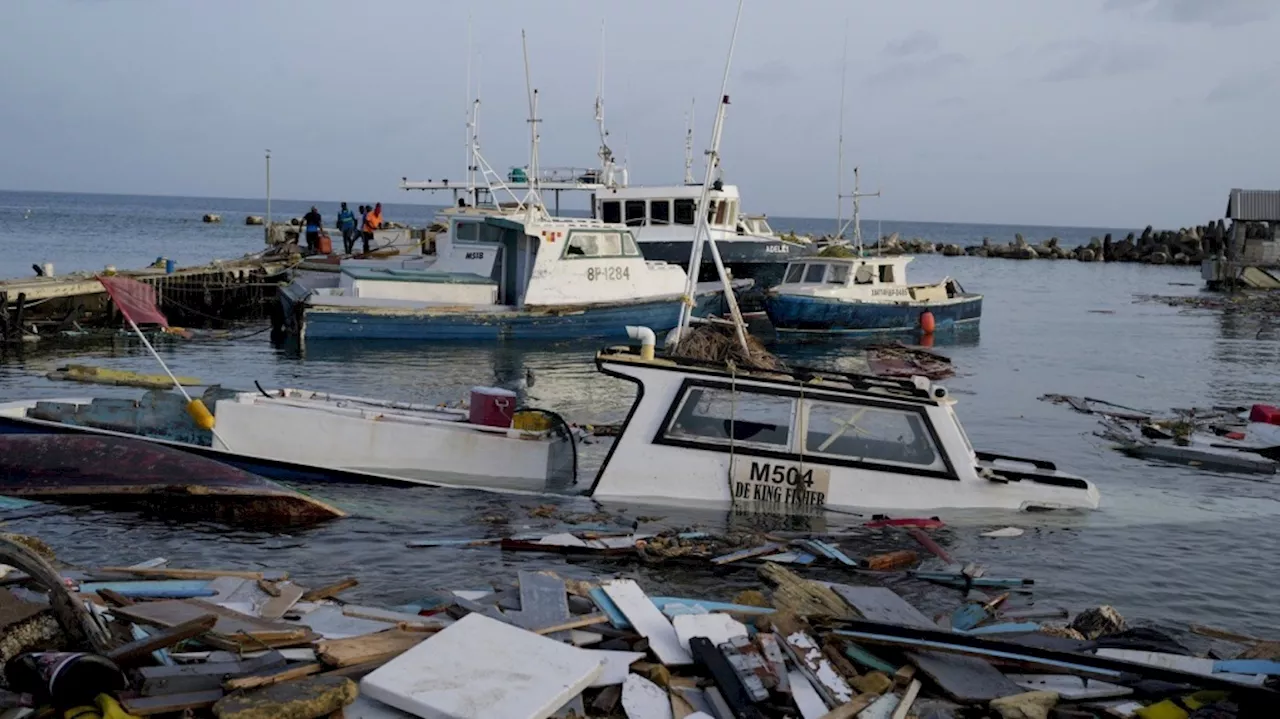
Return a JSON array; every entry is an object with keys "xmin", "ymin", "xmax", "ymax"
[{"xmin": 669, "ymin": 323, "xmax": 786, "ymax": 372}]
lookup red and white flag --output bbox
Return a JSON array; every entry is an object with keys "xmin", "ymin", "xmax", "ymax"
[{"xmin": 97, "ymin": 276, "xmax": 169, "ymax": 328}]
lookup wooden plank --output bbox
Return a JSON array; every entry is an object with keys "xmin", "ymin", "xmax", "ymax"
[
  {"xmin": 508, "ymin": 570, "xmax": 572, "ymax": 640},
  {"xmin": 316, "ymin": 630, "xmax": 427, "ymax": 668},
  {"xmin": 534, "ymin": 613, "xmax": 609, "ymax": 636},
  {"xmin": 302, "ymin": 578, "xmax": 359, "ymax": 602},
  {"xmin": 779, "ymin": 630, "xmax": 854, "ymax": 707},
  {"xmin": 361, "ymin": 613, "xmax": 604, "ymax": 719},
  {"xmin": 342, "ymin": 605, "xmax": 452, "ymax": 630},
  {"xmin": 96, "ymin": 588, "xmax": 135, "ymax": 607},
  {"xmin": 710, "ymin": 542, "xmax": 784, "ymax": 565},
  {"xmin": 259, "ymin": 582, "xmax": 305, "ymax": 620},
  {"xmin": 602, "ymin": 579, "xmax": 692, "ymax": 666},
  {"xmin": 829, "ymin": 585, "xmax": 933, "ymax": 628},
  {"xmin": 112, "ymin": 599, "xmax": 312, "ymax": 650},
  {"xmin": 223, "ymin": 662, "xmax": 323, "ymax": 691},
  {"xmin": 120, "ymin": 689, "xmax": 224, "ymax": 716},
  {"xmin": 890, "ymin": 679, "xmax": 920, "ymax": 719},
  {"xmin": 138, "ymin": 652, "xmax": 285, "ymax": 695},
  {"xmin": 107, "ymin": 614, "xmax": 219, "ymax": 668},
  {"xmin": 829, "ymin": 584, "xmax": 1021, "ymax": 703},
  {"xmin": 788, "ymin": 669, "xmax": 828, "ymax": 719}
]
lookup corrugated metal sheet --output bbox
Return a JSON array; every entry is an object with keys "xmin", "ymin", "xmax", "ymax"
[{"xmin": 1226, "ymin": 189, "xmax": 1280, "ymax": 221}]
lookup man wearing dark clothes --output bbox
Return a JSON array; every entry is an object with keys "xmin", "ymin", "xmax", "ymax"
[{"xmin": 302, "ymin": 206, "xmax": 323, "ymax": 253}]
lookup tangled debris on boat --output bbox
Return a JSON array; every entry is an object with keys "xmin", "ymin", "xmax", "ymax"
[
  {"xmin": 1043, "ymin": 394, "xmax": 1280, "ymax": 474},
  {"xmin": 2, "ymin": 522, "xmax": 1275, "ymax": 718}
]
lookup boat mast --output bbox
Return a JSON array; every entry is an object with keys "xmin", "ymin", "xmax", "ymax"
[
  {"xmin": 464, "ymin": 13, "xmax": 474, "ymax": 199},
  {"xmin": 595, "ymin": 20, "xmax": 615, "ymax": 188},
  {"xmin": 521, "ymin": 30, "xmax": 545, "ymax": 217},
  {"xmin": 839, "ymin": 167, "xmax": 880, "ymax": 254},
  {"xmin": 683, "ymin": 99, "xmax": 696, "ymax": 185},
  {"xmin": 675, "ymin": 0, "xmax": 750, "ymax": 356},
  {"xmin": 836, "ymin": 22, "xmax": 848, "ymax": 239}
]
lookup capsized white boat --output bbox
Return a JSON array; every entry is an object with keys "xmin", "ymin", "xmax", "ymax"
[
  {"xmin": 587, "ymin": 329, "xmax": 1100, "ymax": 512},
  {"xmin": 0, "ymin": 386, "xmax": 578, "ymax": 494}
]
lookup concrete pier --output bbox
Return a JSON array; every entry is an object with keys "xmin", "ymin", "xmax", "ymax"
[{"xmin": 0, "ymin": 255, "xmax": 291, "ymax": 345}]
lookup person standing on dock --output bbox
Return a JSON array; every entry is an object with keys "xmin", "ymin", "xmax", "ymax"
[
  {"xmin": 361, "ymin": 202, "xmax": 383, "ymax": 254},
  {"xmin": 302, "ymin": 206, "xmax": 323, "ymax": 254},
  {"xmin": 337, "ymin": 202, "xmax": 358, "ymax": 254}
]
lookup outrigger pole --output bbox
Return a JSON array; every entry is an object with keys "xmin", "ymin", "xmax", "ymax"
[{"xmin": 674, "ymin": 0, "xmax": 750, "ymax": 356}]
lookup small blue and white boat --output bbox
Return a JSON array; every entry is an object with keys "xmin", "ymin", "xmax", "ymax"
[
  {"xmin": 280, "ymin": 213, "xmax": 741, "ymax": 342},
  {"xmin": 764, "ymin": 255, "xmax": 982, "ymax": 336}
]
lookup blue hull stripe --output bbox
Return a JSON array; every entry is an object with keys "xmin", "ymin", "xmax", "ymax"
[{"xmin": 766, "ymin": 294, "xmax": 983, "ymax": 334}]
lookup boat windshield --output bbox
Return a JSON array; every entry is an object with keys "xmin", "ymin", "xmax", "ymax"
[{"xmin": 784, "ymin": 264, "xmax": 804, "ymax": 283}]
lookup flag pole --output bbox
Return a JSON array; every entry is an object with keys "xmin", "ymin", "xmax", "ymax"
[{"xmin": 124, "ymin": 318, "xmax": 231, "ymax": 449}]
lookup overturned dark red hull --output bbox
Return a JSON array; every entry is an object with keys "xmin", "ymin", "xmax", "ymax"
[{"xmin": 0, "ymin": 434, "xmax": 345, "ymax": 527}]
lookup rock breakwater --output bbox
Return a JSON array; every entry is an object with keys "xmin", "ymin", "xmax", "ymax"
[{"xmin": 865, "ymin": 221, "xmax": 1237, "ymax": 265}]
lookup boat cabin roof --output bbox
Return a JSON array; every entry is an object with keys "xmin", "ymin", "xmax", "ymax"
[
  {"xmin": 597, "ymin": 184, "xmax": 742, "ymax": 201},
  {"xmin": 780, "ymin": 255, "xmax": 913, "ymax": 288},
  {"xmin": 788, "ymin": 255, "xmax": 912, "ymax": 267},
  {"xmin": 596, "ymin": 344, "xmax": 945, "ymax": 406}
]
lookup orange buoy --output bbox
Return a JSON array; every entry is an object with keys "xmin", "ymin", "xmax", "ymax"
[{"xmin": 919, "ymin": 311, "xmax": 936, "ymax": 334}]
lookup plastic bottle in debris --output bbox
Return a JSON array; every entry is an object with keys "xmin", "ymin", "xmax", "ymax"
[{"xmin": 3, "ymin": 652, "xmax": 126, "ymax": 710}]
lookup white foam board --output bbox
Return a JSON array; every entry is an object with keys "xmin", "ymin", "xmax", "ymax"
[
  {"xmin": 361, "ymin": 613, "xmax": 603, "ymax": 719},
  {"xmin": 603, "ymin": 580, "xmax": 692, "ymax": 666}
]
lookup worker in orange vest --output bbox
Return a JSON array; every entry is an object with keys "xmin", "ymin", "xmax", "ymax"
[{"xmin": 361, "ymin": 202, "xmax": 383, "ymax": 254}]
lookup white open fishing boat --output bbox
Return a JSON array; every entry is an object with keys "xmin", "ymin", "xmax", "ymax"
[
  {"xmin": 588, "ymin": 331, "xmax": 1099, "ymax": 512},
  {"xmin": 0, "ymin": 386, "xmax": 578, "ymax": 493}
]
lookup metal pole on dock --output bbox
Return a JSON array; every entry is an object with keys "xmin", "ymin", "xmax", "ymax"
[{"xmin": 265, "ymin": 149, "xmax": 272, "ymax": 236}]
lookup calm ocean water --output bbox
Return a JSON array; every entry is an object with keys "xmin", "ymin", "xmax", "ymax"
[{"xmin": 1, "ymin": 189, "xmax": 1277, "ymax": 633}]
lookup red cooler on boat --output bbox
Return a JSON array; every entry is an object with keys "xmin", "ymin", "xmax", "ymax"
[
  {"xmin": 470, "ymin": 386, "xmax": 517, "ymax": 427},
  {"xmin": 1250, "ymin": 404, "xmax": 1280, "ymax": 425}
]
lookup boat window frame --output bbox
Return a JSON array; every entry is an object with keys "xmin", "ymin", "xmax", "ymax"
[
  {"xmin": 601, "ymin": 200, "xmax": 622, "ymax": 224},
  {"xmin": 801, "ymin": 397, "xmax": 947, "ymax": 472},
  {"xmin": 661, "ymin": 384, "xmax": 798, "ymax": 452},
  {"xmin": 624, "ymin": 200, "xmax": 646, "ymax": 227},
  {"xmin": 649, "ymin": 200, "xmax": 671, "ymax": 226},
  {"xmin": 652, "ymin": 377, "xmax": 958, "ymax": 481},
  {"xmin": 454, "ymin": 220, "xmax": 479, "ymax": 242},
  {"xmin": 803, "ymin": 263, "xmax": 827, "ymax": 283},
  {"xmin": 560, "ymin": 229, "xmax": 634, "ymax": 260},
  {"xmin": 827, "ymin": 263, "xmax": 850, "ymax": 285},
  {"xmin": 783, "ymin": 263, "xmax": 805, "ymax": 284},
  {"xmin": 674, "ymin": 198, "xmax": 697, "ymax": 226},
  {"xmin": 879, "ymin": 263, "xmax": 896, "ymax": 284}
]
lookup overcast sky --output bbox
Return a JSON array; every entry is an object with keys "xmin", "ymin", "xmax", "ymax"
[{"xmin": 1, "ymin": 0, "xmax": 1274, "ymax": 227}]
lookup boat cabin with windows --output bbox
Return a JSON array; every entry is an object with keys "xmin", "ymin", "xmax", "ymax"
[{"xmin": 590, "ymin": 342, "xmax": 1095, "ymax": 511}]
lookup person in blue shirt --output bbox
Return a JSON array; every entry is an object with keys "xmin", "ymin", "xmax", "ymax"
[
  {"xmin": 302, "ymin": 206, "xmax": 323, "ymax": 253},
  {"xmin": 336, "ymin": 202, "xmax": 358, "ymax": 254}
]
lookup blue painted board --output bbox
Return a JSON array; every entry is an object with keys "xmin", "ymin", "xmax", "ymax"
[
  {"xmin": 80, "ymin": 580, "xmax": 214, "ymax": 598},
  {"xmin": 1213, "ymin": 659, "xmax": 1280, "ymax": 675},
  {"xmin": 648, "ymin": 597, "xmax": 775, "ymax": 616},
  {"xmin": 589, "ymin": 586, "xmax": 632, "ymax": 630},
  {"xmin": 954, "ymin": 622, "xmax": 1041, "ymax": 635}
]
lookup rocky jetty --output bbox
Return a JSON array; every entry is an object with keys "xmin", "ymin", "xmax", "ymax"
[{"xmin": 864, "ymin": 221, "xmax": 1238, "ymax": 265}]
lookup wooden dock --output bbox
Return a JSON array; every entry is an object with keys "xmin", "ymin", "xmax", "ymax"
[{"xmin": 0, "ymin": 255, "xmax": 293, "ymax": 344}]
